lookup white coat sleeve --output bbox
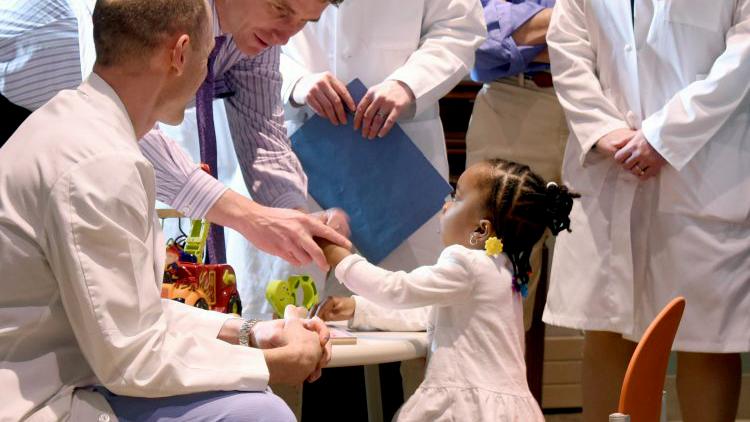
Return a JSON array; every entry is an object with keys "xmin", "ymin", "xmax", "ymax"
[
  {"xmin": 334, "ymin": 246, "xmax": 474, "ymax": 309},
  {"xmin": 641, "ymin": 1, "xmax": 750, "ymax": 170},
  {"xmin": 279, "ymin": 49, "xmax": 312, "ymax": 107},
  {"xmin": 385, "ymin": 0, "xmax": 487, "ymax": 117},
  {"xmin": 547, "ymin": 0, "xmax": 630, "ymax": 165},
  {"xmin": 43, "ymin": 153, "xmax": 269, "ymax": 397},
  {"xmin": 349, "ymin": 296, "xmax": 430, "ymax": 332}
]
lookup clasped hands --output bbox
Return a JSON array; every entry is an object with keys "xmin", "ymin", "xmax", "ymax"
[
  {"xmin": 251, "ymin": 305, "xmax": 333, "ymax": 385},
  {"xmin": 293, "ymin": 71, "xmax": 415, "ymax": 139},
  {"xmin": 596, "ymin": 128, "xmax": 667, "ymax": 180}
]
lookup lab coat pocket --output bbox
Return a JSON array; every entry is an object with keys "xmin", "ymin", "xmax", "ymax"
[
  {"xmin": 664, "ymin": 0, "xmax": 727, "ymax": 32},
  {"xmin": 657, "ymin": 113, "xmax": 750, "ymax": 223}
]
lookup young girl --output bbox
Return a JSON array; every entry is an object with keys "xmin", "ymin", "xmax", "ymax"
[{"xmin": 317, "ymin": 159, "xmax": 578, "ymax": 421}]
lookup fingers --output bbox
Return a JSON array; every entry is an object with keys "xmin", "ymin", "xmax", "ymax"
[
  {"xmin": 353, "ymin": 91, "xmax": 373, "ymax": 131},
  {"xmin": 330, "ymin": 78, "xmax": 356, "ymax": 114},
  {"xmin": 319, "ymin": 82, "xmax": 347, "ymax": 125},
  {"xmin": 377, "ymin": 107, "xmax": 400, "ymax": 138},
  {"xmin": 325, "ymin": 208, "xmax": 351, "ymax": 236},
  {"xmin": 296, "ymin": 233, "xmax": 330, "ymax": 272},
  {"xmin": 284, "ymin": 304, "xmax": 307, "ymax": 320},
  {"xmin": 613, "ymin": 145, "xmax": 632, "ymax": 164},
  {"xmin": 307, "ymin": 95, "xmax": 327, "ymax": 121},
  {"xmin": 309, "ymin": 219, "xmax": 352, "ymax": 249},
  {"xmin": 288, "ymin": 240, "xmax": 313, "ymax": 268},
  {"xmin": 302, "ymin": 316, "xmax": 331, "ymax": 347},
  {"xmin": 306, "ymin": 368, "xmax": 323, "ymax": 383},
  {"xmin": 279, "ymin": 250, "xmax": 303, "ymax": 268},
  {"xmin": 360, "ymin": 94, "xmax": 384, "ymax": 139}
]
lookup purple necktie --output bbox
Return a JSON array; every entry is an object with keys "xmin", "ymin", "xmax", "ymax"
[{"xmin": 196, "ymin": 35, "xmax": 226, "ymax": 264}]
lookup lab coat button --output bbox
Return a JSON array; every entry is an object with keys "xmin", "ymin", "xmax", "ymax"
[
  {"xmin": 624, "ymin": 44, "xmax": 633, "ymax": 52},
  {"xmin": 98, "ymin": 414, "xmax": 111, "ymax": 422}
]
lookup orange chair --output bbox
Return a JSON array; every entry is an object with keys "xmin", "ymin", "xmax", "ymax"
[{"xmin": 610, "ymin": 297, "xmax": 686, "ymax": 422}]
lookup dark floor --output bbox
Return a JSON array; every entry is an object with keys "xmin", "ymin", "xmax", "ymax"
[{"xmin": 302, "ymin": 362, "xmax": 405, "ymax": 422}]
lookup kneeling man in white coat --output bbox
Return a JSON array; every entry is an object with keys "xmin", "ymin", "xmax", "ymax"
[{"xmin": 0, "ymin": 1, "xmax": 330, "ymax": 420}]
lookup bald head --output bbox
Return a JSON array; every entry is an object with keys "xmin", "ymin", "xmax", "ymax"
[{"xmin": 93, "ymin": 0, "xmax": 210, "ymax": 67}]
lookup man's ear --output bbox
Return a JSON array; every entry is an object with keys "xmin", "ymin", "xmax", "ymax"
[
  {"xmin": 474, "ymin": 219, "xmax": 494, "ymax": 243},
  {"xmin": 170, "ymin": 34, "xmax": 191, "ymax": 76}
]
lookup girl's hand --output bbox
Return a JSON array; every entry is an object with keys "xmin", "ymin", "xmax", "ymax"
[
  {"xmin": 310, "ymin": 296, "xmax": 356, "ymax": 321},
  {"xmin": 314, "ymin": 237, "xmax": 352, "ymax": 267}
]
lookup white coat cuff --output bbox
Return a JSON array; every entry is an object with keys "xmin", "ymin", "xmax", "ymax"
[{"xmin": 641, "ymin": 116, "xmax": 684, "ymax": 170}]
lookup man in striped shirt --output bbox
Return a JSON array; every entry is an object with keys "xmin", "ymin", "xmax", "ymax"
[{"xmin": 0, "ymin": 0, "xmax": 349, "ymax": 274}]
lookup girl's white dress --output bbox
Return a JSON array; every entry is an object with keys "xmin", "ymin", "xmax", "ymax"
[{"xmin": 335, "ymin": 244, "xmax": 544, "ymax": 422}]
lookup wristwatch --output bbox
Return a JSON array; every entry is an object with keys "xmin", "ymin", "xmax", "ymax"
[{"xmin": 238, "ymin": 318, "xmax": 259, "ymax": 347}]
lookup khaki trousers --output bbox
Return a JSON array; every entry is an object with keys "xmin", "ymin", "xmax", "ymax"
[{"xmin": 466, "ymin": 77, "xmax": 568, "ymax": 330}]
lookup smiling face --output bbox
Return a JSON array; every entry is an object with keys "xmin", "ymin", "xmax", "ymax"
[
  {"xmin": 439, "ymin": 163, "xmax": 494, "ymax": 249},
  {"xmin": 216, "ymin": 0, "xmax": 329, "ymax": 55}
]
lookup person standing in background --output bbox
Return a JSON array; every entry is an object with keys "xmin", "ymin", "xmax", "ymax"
[
  {"xmin": 466, "ymin": 0, "xmax": 566, "ymax": 330},
  {"xmin": 273, "ymin": 0, "xmax": 485, "ymax": 309},
  {"xmin": 543, "ymin": 0, "xmax": 750, "ymax": 420}
]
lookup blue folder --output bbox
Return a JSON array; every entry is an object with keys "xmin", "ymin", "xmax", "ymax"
[{"xmin": 291, "ymin": 79, "xmax": 452, "ymax": 264}]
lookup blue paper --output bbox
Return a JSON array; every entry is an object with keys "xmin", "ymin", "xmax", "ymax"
[{"xmin": 291, "ymin": 79, "xmax": 452, "ymax": 264}]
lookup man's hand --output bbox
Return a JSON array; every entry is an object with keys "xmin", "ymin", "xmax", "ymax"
[
  {"xmin": 206, "ymin": 192, "xmax": 352, "ymax": 271},
  {"xmin": 309, "ymin": 296, "xmax": 356, "ymax": 322},
  {"xmin": 262, "ymin": 306, "xmax": 326, "ymax": 385},
  {"xmin": 595, "ymin": 128, "xmax": 637, "ymax": 158},
  {"xmin": 311, "ymin": 208, "xmax": 351, "ymax": 237},
  {"xmin": 292, "ymin": 72, "xmax": 356, "ymax": 126},
  {"xmin": 613, "ymin": 130, "xmax": 668, "ymax": 180},
  {"xmin": 250, "ymin": 319, "xmax": 286, "ymax": 348},
  {"xmin": 354, "ymin": 80, "xmax": 415, "ymax": 139}
]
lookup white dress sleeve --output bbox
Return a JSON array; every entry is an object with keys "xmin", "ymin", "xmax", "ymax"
[
  {"xmin": 349, "ymin": 296, "xmax": 431, "ymax": 331},
  {"xmin": 335, "ymin": 245, "xmax": 475, "ymax": 310}
]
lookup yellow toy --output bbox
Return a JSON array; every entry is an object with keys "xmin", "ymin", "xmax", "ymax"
[{"xmin": 265, "ymin": 275, "xmax": 319, "ymax": 317}]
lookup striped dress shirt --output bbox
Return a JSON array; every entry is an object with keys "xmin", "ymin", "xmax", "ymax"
[{"xmin": 0, "ymin": 0, "xmax": 308, "ymax": 218}]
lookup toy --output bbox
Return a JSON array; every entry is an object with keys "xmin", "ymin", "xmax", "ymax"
[
  {"xmin": 161, "ymin": 221, "xmax": 242, "ymax": 315},
  {"xmin": 265, "ymin": 275, "xmax": 319, "ymax": 317}
]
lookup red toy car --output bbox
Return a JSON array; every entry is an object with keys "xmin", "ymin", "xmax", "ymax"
[{"xmin": 162, "ymin": 242, "xmax": 242, "ymax": 315}]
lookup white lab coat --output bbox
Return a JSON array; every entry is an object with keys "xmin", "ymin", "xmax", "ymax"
[
  {"xmin": 0, "ymin": 74, "xmax": 270, "ymax": 421},
  {"xmin": 543, "ymin": 0, "xmax": 750, "ymax": 351},
  {"xmin": 277, "ymin": 0, "xmax": 486, "ymax": 286}
]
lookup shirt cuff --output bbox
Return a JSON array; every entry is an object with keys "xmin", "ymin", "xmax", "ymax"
[
  {"xmin": 171, "ymin": 168, "xmax": 229, "ymax": 219},
  {"xmin": 290, "ymin": 75, "xmax": 307, "ymax": 107}
]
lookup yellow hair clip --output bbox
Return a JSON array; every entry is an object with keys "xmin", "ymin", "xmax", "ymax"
[{"xmin": 485, "ymin": 236, "xmax": 504, "ymax": 257}]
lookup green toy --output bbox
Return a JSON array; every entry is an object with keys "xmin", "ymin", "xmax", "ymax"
[{"xmin": 265, "ymin": 275, "xmax": 319, "ymax": 317}]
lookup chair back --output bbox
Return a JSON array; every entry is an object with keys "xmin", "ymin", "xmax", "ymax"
[{"xmin": 618, "ymin": 297, "xmax": 686, "ymax": 421}]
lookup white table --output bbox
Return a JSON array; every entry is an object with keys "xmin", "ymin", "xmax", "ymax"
[{"xmin": 327, "ymin": 325, "xmax": 428, "ymax": 422}]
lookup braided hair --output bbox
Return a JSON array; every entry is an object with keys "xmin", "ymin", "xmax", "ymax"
[{"xmin": 479, "ymin": 159, "xmax": 580, "ymax": 295}]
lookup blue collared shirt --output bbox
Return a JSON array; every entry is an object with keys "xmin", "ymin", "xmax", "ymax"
[{"xmin": 471, "ymin": 0, "xmax": 555, "ymax": 83}]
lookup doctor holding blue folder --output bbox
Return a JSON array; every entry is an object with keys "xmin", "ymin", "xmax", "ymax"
[{"xmin": 277, "ymin": 0, "xmax": 486, "ymax": 299}]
